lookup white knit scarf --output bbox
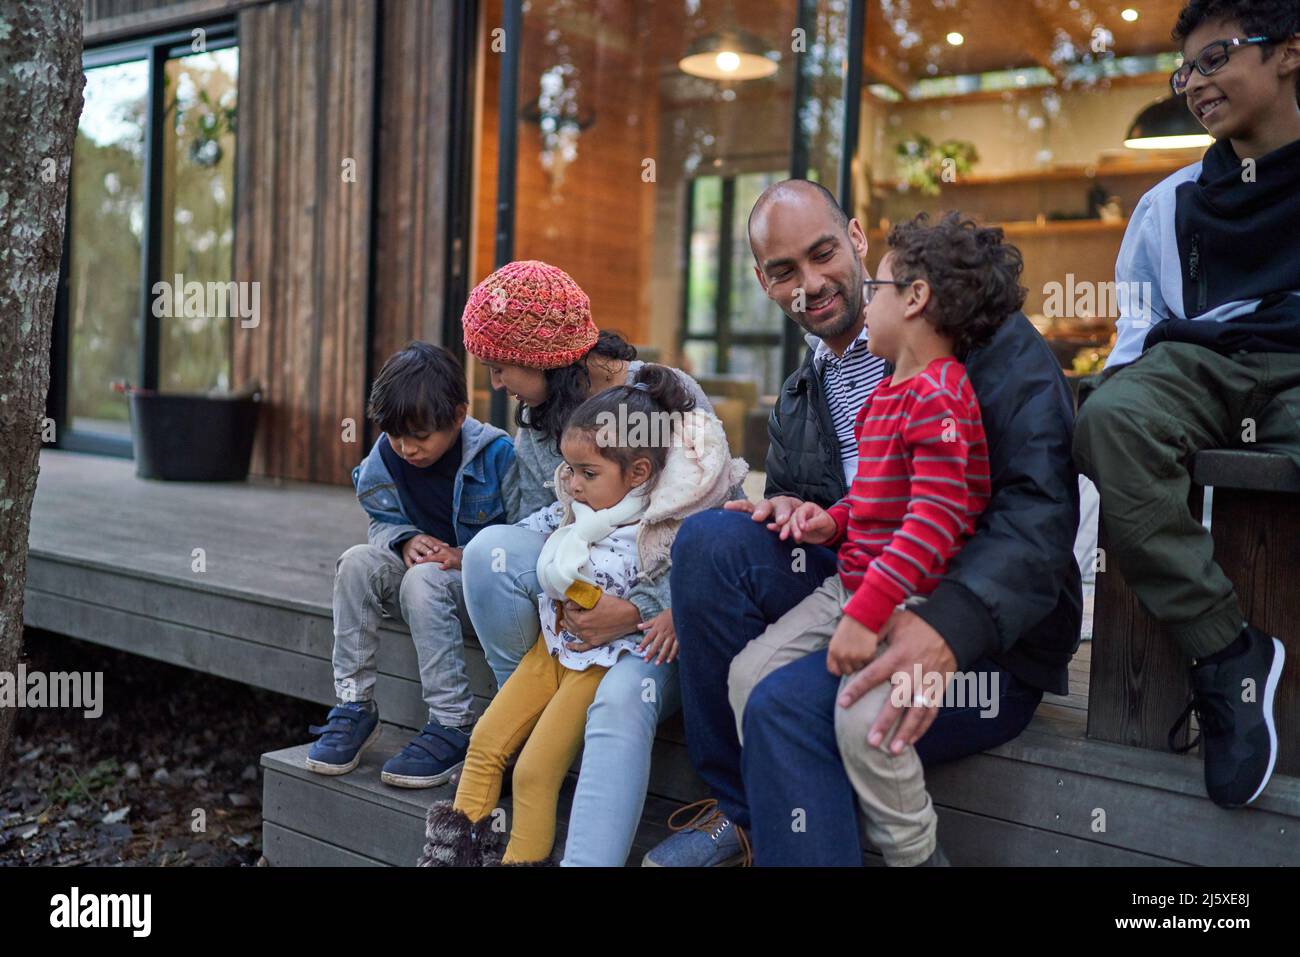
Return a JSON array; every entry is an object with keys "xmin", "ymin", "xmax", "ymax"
[{"xmin": 536, "ymin": 488, "xmax": 649, "ymax": 603}]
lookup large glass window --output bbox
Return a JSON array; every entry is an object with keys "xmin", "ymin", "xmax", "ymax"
[
  {"xmin": 59, "ymin": 30, "xmax": 238, "ymax": 450},
  {"xmin": 853, "ymin": 0, "xmax": 1196, "ymax": 377},
  {"xmin": 159, "ymin": 47, "xmax": 239, "ymax": 393},
  {"xmin": 476, "ymin": 0, "xmax": 853, "ymax": 442},
  {"xmin": 683, "ymin": 169, "xmax": 788, "ymax": 396},
  {"xmin": 67, "ymin": 61, "xmax": 149, "ymax": 436}
]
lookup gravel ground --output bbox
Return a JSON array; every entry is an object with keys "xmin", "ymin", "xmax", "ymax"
[{"xmin": 1, "ymin": 629, "xmax": 319, "ymax": 866}]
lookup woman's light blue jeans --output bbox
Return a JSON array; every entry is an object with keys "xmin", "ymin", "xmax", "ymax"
[{"xmin": 461, "ymin": 523, "xmax": 679, "ymax": 866}]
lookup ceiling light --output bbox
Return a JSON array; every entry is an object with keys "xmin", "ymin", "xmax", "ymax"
[
  {"xmin": 1124, "ymin": 95, "xmax": 1214, "ymax": 150},
  {"xmin": 946, "ymin": 32, "xmax": 965, "ymax": 46},
  {"xmin": 1121, "ymin": 8, "xmax": 1139, "ymax": 22},
  {"xmin": 679, "ymin": 31, "xmax": 779, "ymax": 81}
]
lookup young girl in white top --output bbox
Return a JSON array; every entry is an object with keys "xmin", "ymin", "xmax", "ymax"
[{"xmin": 419, "ymin": 364, "xmax": 745, "ymax": 865}]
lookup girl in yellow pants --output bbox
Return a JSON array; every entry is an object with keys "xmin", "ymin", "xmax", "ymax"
[
  {"xmin": 418, "ymin": 365, "xmax": 745, "ymax": 865},
  {"xmin": 443, "ymin": 616, "xmax": 607, "ymax": 863}
]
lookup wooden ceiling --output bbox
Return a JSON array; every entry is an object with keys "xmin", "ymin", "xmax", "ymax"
[
  {"xmin": 863, "ymin": 0, "xmax": 1186, "ymax": 89},
  {"xmin": 509, "ymin": 1, "xmax": 1188, "ymax": 101}
]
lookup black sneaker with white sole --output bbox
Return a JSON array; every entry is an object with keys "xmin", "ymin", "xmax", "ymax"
[{"xmin": 1169, "ymin": 624, "xmax": 1285, "ymax": 808}]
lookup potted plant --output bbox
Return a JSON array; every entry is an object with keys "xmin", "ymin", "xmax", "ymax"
[
  {"xmin": 894, "ymin": 135, "xmax": 980, "ymax": 196},
  {"xmin": 117, "ymin": 379, "xmax": 262, "ymax": 481}
]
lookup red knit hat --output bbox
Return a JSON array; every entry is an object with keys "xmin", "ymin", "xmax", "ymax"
[{"xmin": 461, "ymin": 260, "xmax": 598, "ymax": 370}]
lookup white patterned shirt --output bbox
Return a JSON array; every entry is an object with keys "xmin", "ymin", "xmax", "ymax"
[{"xmin": 811, "ymin": 328, "xmax": 889, "ymax": 487}]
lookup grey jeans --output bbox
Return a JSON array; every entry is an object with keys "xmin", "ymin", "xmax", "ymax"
[{"xmin": 331, "ymin": 543, "xmax": 476, "ymax": 727}]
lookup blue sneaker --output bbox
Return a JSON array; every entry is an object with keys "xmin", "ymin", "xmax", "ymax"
[
  {"xmin": 304, "ymin": 703, "xmax": 380, "ymax": 775},
  {"xmin": 642, "ymin": 799, "xmax": 750, "ymax": 867},
  {"xmin": 380, "ymin": 721, "xmax": 471, "ymax": 789}
]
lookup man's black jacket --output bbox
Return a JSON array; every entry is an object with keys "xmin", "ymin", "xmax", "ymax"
[{"xmin": 763, "ymin": 313, "xmax": 1082, "ymax": 695}]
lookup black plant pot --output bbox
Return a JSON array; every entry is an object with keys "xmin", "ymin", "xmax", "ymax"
[{"xmin": 128, "ymin": 389, "xmax": 261, "ymax": 481}]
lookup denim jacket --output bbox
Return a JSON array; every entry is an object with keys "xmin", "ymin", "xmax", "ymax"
[{"xmin": 352, "ymin": 416, "xmax": 518, "ymax": 553}]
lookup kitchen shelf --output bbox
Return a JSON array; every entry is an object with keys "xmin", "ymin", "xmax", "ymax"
[
  {"xmin": 874, "ymin": 159, "xmax": 1188, "ymax": 191},
  {"xmin": 870, "ymin": 218, "xmax": 1128, "ymax": 240}
]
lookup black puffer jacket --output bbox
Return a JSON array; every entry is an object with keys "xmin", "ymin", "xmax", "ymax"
[{"xmin": 763, "ymin": 313, "xmax": 1082, "ymax": 695}]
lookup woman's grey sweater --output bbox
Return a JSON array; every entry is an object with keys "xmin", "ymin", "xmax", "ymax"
[{"xmin": 503, "ymin": 360, "xmax": 723, "ymax": 623}]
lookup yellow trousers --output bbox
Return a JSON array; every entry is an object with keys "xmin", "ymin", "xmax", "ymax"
[{"xmin": 453, "ymin": 636, "xmax": 606, "ymax": 863}]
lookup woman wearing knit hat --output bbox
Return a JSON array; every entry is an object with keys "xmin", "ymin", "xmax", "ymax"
[{"xmin": 458, "ymin": 260, "xmax": 732, "ymax": 865}]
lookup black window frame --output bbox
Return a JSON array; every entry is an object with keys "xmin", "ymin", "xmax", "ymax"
[
  {"xmin": 50, "ymin": 20, "xmax": 239, "ymax": 458},
  {"xmin": 679, "ymin": 174, "xmax": 787, "ymax": 392}
]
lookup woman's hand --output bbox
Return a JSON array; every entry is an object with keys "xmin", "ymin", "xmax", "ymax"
[
  {"xmin": 562, "ymin": 592, "xmax": 642, "ymax": 652},
  {"xmin": 637, "ymin": 609, "xmax": 677, "ymax": 665}
]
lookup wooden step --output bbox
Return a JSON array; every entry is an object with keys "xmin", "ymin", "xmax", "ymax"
[
  {"xmin": 264, "ymin": 707, "xmax": 1300, "ymax": 866},
  {"xmin": 261, "ymin": 723, "xmax": 681, "ymax": 866}
]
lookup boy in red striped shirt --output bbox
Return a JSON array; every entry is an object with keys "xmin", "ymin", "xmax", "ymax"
[{"xmin": 728, "ymin": 212, "xmax": 1026, "ymax": 865}]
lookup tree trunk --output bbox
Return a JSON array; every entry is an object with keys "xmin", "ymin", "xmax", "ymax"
[{"xmin": 0, "ymin": 1, "xmax": 84, "ymax": 774}]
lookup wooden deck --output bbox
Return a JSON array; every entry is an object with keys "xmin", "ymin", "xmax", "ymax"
[{"xmin": 25, "ymin": 450, "xmax": 1300, "ymax": 866}]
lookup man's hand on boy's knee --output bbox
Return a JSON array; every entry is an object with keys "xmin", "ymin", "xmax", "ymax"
[
  {"xmin": 826, "ymin": 616, "xmax": 878, "ymax": 676},
  {"xmin": 837, "ymin": 609, "xmax": 956, "ymax": 754}
]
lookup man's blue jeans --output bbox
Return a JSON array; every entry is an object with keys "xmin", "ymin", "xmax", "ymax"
[{"xmin": 672, "ymin": 509, "xmax": 1044, "ymax": 866}]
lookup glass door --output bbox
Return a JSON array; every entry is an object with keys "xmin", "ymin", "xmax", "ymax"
[
  {"xmin": 66, "ymin": 58, "xmax": 150, "ymax": 439},
  {"xmin": 54, "ymin": 26, "xmax": 239, "ymax": 454},
  {"xmin": 479, "ymin": 0, "xmax": 858, "ymax": 433}
]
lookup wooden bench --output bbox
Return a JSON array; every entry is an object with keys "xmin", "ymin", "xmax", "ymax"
[{"xmin": 1090, "ymin": 449, "xmax": 1300, "ymax": 776}]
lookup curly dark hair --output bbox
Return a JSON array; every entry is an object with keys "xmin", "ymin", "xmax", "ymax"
[
  {"xmin": 883, "ymin": 212, "xmax": 1026, "ymax": 357},
  {"xmin": 516, "ymin": 329, "xmax": 638, "ymax": 452},
  {"xmin": 1173, "ymin": 0, "xmax": 1300, "ymax": 102}
]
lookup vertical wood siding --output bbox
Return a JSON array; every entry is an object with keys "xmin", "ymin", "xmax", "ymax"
[{"xmin": 232, "ymin": 0, "xmax": 376, "ymax": 483}]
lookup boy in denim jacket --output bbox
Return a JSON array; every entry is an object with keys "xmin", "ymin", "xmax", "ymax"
[{"xmin": 306, "ymin": 342, "xmax": 516, "ymax": 787}]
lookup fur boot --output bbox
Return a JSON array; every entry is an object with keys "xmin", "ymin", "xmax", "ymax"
[{"xmin": 417, "ymin": 802, "xmax": 501, "ymax": 867}]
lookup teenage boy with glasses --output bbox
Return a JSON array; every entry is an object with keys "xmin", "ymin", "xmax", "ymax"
[{"xmin": 1075, "ymin": 1, "xmax": 1300, "ymax": 808}]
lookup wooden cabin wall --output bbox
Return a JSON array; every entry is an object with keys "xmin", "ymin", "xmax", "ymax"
[
  {"xmin": 231, "ymin": 0, "xmax": 376, "ymax": 484},
  {"xmin": 369, "ymin": 0, "xmax": 454, "ymax": 379},
  {"xmin": 83, "ymin": 0, "xmax": 258, "ymax": 42}
]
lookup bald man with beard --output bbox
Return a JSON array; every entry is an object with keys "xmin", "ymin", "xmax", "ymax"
[{"xmin": 645, "ymin": 180, "xmax": 1082, "ymax": 867}]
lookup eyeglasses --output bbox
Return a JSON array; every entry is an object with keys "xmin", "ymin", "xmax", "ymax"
[
  {"xmin": 863, "ymin": 279, "xmax": 909, "ymax": 303},
  {"xmin": 1170, "ymin": 36, "xmax": 1275, "ymax": 95}
]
